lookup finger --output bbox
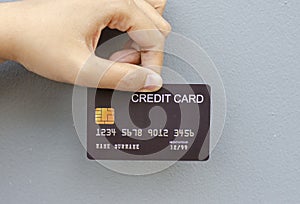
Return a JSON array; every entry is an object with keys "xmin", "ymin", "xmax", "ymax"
[
  {"xmin": 75, "ymin": 54, "xmax": 162, "ymax": 92},
  {"xmin": 129, "ymin": 31, "xmax": 164, "ymax": 74},
  {"xmin": 144, "ymin": 0, "xmax": 167, "ymax": 15},
  {"xmin": 109, "ymin": 49, "xmax": 141, "ymax": 64},
  {"xmin": 108, "ymin": 2, "xmax": 165, "ymax": 73},
  {"xmin": 127, "ymin": 12, "xmax": 165, "ymax": 73},
  {"xmin": 134, "ymin": 0, "xmax": 171, "ymax": 36}
]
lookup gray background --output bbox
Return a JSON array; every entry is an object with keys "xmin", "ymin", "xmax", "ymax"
[{"xmin": 0, "ymin": 0, "xmax": 300, "ymax": 203}]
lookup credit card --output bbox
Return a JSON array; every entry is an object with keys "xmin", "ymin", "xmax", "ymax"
[{"xmin": 87, "ymin": 84, "xmax": 210, "ymax": 161}]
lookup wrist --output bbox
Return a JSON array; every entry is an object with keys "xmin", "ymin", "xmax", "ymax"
[{"xmin": 0, "ymin": 1, "xmax": 23, "ymax": 62}]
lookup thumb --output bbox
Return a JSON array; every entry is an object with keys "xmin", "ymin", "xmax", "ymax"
[{"xmin": 75, "ymin": 54, "xmax": 163, "ymax": 92}]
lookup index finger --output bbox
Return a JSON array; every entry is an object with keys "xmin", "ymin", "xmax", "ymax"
[
  {"xmin": 107, "ymin": 1, "xmax": 166, "ymax": 74},
  {"xmin": 129, "ymin": 1, "xmax": 168, "ymax": 74},
  {"xmin": 128, "ymin": 29, "xmax": 165, "ymax": 74}
]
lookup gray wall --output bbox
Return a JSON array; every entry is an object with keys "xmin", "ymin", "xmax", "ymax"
[{"xmin": 0, "ymin": 0, "xmax": 299, "ymax": 203}]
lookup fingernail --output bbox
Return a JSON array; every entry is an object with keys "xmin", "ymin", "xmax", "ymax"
[{"xmin": 142, "ymin": 74, "xmax": 163, "ymax": 92}]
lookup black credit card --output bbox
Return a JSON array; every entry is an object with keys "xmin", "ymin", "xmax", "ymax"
[{"xmin": 87, "ymin": 84, "xmax": 210, "ymax": 161}]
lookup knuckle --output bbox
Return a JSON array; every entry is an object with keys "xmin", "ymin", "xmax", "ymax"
[
  {"xmin": 162, "ymin": 21, "xmax": 172, "ymax": 35},
  {"xmin": 161, "ymin": 21, "xmax": 172, "ymax": 36}
]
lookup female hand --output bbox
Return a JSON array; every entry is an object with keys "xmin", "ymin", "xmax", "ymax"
[{"xmin": 0, "ymin": 0, "xmax": 171, "ymax": 92}]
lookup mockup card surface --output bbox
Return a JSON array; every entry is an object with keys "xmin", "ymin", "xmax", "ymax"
[{"xmin": 87, "ymin": 84, "xmax": 210, "ymax": 161}]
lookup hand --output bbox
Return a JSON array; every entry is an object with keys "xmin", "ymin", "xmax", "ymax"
[{"xmin": 0, "ymin": 0, "xmax": 171, "ymax": 92}]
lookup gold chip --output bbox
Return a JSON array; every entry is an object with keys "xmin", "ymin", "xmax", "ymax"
[{"xmin": 95, "ymin": 108, "xmax": 115, "ymax": 125}]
